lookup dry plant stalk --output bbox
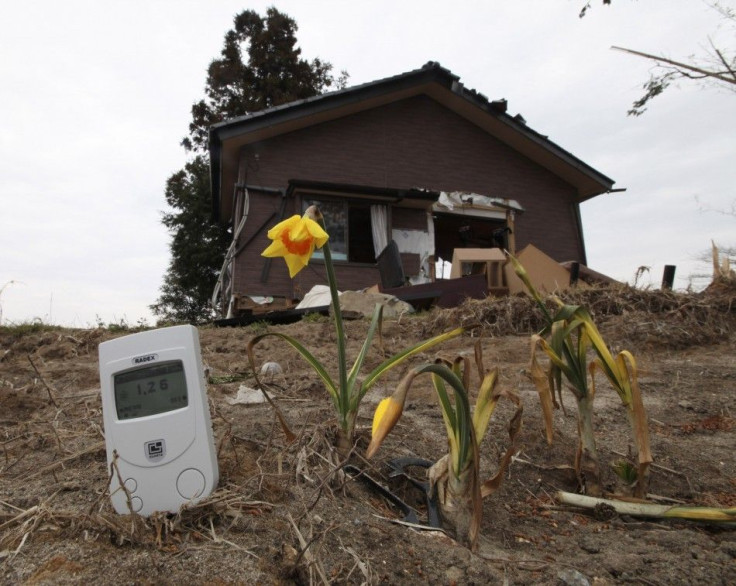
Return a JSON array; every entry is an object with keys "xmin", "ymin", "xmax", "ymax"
[
  {"xmin": 510, "ymin": 253, "xmax": 653, "ymax": 498},
  {"xmin": 27, "ymin": 354, "xmax": 59, "ymax": 407},
  {"xmin": 557, "ymin": 491, "xmax": 736, "ymax": 523},
  {"xmin": 367, "ymin": 341, "xmax": 522, "ymax": 550},
  {"xmin": 287, "ymin": 512, "xmax": 331, "ymax": 585},
  {"xmin": 712, "ymin": 241, "xmax": 736, "ymax": 282}
]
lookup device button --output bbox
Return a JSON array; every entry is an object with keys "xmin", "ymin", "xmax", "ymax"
[
  {"xmin": 130, "ymin": 496, "xmax": 143, "ymax": 513},
  {"xmin": 123, "ymin": 478, "xmax": 137, "ymax": 493},
  {"xmin": 176, "ymin": 468, "xmax": 206, "ymax": 499}
]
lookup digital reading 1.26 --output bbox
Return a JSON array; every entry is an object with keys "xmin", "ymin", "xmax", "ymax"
[{"xmin": 99, "ymin": 325, "xmax": 218, "ymax": 516}]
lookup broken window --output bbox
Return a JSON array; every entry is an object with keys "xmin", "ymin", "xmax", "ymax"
[{"xmin": 301, "ymin": 198, "xmax": 376, "ymax": 264}]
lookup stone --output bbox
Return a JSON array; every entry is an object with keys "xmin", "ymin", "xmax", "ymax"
[
  {"xmin": 445, "ymin": 565, "xmax": 464, "ymax": 584},
  {"xmin": 260, "ymin": 361, "xmax": 283, "ymax": 375},
  {"xmin": 558, "ymin": 568, "xmax": 591, "ymax": 586},
  {"xmin": 334, "ymin": 290, "xmax": 414, "ymax": 319}
]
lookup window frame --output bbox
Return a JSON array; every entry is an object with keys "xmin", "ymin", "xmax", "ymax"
[{"xmin": 298, "ymin": 193, "xmax": 390, "ymax": 266}]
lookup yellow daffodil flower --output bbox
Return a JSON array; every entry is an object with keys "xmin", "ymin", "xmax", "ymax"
[{"xmin": 262, "ymin": 212, "xmax": 329, "ymax": 277}]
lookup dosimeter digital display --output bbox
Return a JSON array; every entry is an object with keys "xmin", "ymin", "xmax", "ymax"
[
  {"xmin": 114, "ymin": 361, "xmax": 188, "ymax": 420},
  {"xmin": 99, "ymin": 325, "xmax": 218, "ymax": 516}
]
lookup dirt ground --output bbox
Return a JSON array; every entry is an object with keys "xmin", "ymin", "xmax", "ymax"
[{"xmin": 1, "ymin": 286, "xmax": 735, "ymax": 585}]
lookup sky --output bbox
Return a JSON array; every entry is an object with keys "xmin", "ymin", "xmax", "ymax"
[{"xmin": 1, "ymin": 0, "xmax": 734, "ymax": 327}]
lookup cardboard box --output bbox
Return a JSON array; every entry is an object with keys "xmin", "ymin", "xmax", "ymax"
[
  {"xmin": 504, "ymin": 244, "xmax": 581, "ymax": 295},
  {"xmin": 449, "ymin": 248, "xmax": 507, "ymax": 288}
]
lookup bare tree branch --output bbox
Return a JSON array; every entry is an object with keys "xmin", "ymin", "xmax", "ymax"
[
  {"xmin": 612, "ymin": 46, "xmax": 736, "ymax": 86},
  {"xmin": 713, "ymin": 44, "xmax": 736, "ymax": 82}
]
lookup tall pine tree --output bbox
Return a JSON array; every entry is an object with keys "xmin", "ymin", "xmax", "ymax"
[{"xmin": 152, "ymin": 8, "xmax": 345, "ymax": 323}]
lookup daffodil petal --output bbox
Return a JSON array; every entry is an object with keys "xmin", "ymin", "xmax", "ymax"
[
  {"xmin": 284, "ymin": 253, "xmax": 308, "ymax": 278},
  {"xmin": 305, "ymin": 219, "xmax": 329, "ymax": 248},
  {"xmin": 267, "ymin": 215, "xmax": 300, "ymax": 240},
  {"xmin": 262, "ymin": 239, "xmax": 288, "ymax": 258}
]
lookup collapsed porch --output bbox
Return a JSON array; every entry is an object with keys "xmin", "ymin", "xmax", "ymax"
[{"xmin": 210, "ymin": 180, "xmax": 587, "ymax": 323}]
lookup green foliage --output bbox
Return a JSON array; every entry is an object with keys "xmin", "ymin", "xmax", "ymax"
[
  {"xmin": 0, "ymin": 319, "xmax": 61, "ymax": 337},
  {"xmin": 580, "ymin": 2, "xmax": 735, "ymax": 114},
  {"xmin": 579, "ymin": 0, "xmax": 611, "ymax": 19},
  {"xmin": 246, "ymin": 320, "xmax": 270, "ymax": 334},
  {"xmin": 151, "ymin": 156, "xmax": 230, "ymax": 324},
  {"xmin": 183, "ymin": 8, "xmax": 346, "ymax": 153},
  {"xmin": 93, "ymin": 315, "xmax": 149, "ymax": 333},
  {"xmin": 612, "ymin": 459, "xmax": 638, "ymax": 484},
  {"xmin": 153, "ymin": 8, "xmax": 346, "ymax": 322},
  {"xmin": 627, "ymin": 72, "xmax": 676, "ymax": 117},
  {"xmin": 208, "ymin": 373, "xmax": 248, "ymax": 385},
  {"xmin": 603, "ymin": 3, "xmax": 736, "ymax": 115},
  {"xmin": 301, "ymin": 311, "xmax": 328, "ymax": 323}
]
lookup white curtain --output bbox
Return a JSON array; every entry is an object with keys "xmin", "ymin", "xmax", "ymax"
[{"xmin": 370, "ymin": 205, "xmax": 389, "ymax": 258}]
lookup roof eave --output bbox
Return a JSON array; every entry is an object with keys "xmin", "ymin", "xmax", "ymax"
[
  {"xmin": 209, "ymin": 64, "xmax": 458, "ymax": 222},
  {"xmin": 210, "ymin": 62, "xmax": 615, "ymax": 223},
  {"xmin": 442, "ymin": 80, "xmax": 615, "ymax": 199}
]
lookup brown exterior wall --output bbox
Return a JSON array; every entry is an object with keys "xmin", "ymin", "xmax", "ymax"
[
  {"xmin": 232, "ymin": 189, "xmax": 382, "ymax": 298},
  {"xmin": 392, "ymin": 207, "xmax": 428, "ymax": 231},
  {"xmin": 230, "ymin": 95, "xmax": 585, "ymax": 300}
]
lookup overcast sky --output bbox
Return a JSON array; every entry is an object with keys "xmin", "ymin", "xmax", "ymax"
[{"xmin": 1, "ymin": 0, "xmax": 733, "ymax": 327}]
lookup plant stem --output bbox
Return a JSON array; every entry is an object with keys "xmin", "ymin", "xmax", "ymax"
[
  {"xmin": 576, "ymin": 394, "xmax": 601, "ymax": 496},
  {"xmin": 319, "ymin": 239, "xmax": 349, "ymax": 431},
  {"xmin": 626, "ymin": 406, "xmax": 652, "ymax": 498},
  {"xmin": 445, "ymin": 462, "xmax": 480, "ymax": 550}
]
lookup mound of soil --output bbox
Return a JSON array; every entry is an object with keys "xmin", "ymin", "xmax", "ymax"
[{"xmin": 1, "ymin": 289, "xmax": 735, "ymax": 585}]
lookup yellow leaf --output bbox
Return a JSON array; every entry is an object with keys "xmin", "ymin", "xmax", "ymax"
[
  {"xmin": 472, "ymin": 369, "xmax": 499, "ymax": 441},
  {"xmin": 530, "ymin": 335, "xmax": 556, "ymax": 445}
]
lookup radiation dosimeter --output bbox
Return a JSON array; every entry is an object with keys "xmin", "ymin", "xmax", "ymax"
[{"xmin": 99, "ymin": 325, "xmax": 218, "ymax": 516}]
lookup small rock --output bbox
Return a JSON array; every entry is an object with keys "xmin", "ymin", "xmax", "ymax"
[
  {"xmin": 678, "ymin": 400, "xmax": 693, "ymax": 410},
  {"xmin": 604, "ymin": 553, "xmax": 643, "ymax": 577},
  {"xmin": 260, "ymin": 361, "xmax": 283, "ymax": 376},
  {"xmin": 719, "ymin": 542, "xmax": 736, "ymax": 558},
  {"xmin": 579, "ymin": 535, "xmax": 602, "ymax": 554},
  {"xmin": 558, "ymin": 568, "xmax": 590, "ymax": 586},
  {"xmin": 227, "ymin": 386, "xmax": 271, "ymax": 405},
  {"xmin": 445, "ymin": 565, "xmax": 464, "ymax": 583},
  {"xmin": 281, "ymin": 544, "xmax": 298, "ymax": 566},
  {"xmin": 335, "ymin": 290, "xmax": 414, "ymax": 319}
]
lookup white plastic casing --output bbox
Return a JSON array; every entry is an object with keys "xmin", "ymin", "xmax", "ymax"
[{"xmin": 99, "ymin": 325, "xmax": 218, "ymax": 516}]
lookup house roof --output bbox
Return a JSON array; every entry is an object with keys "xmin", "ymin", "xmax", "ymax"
[{"xmin": 210, "ymin": 61, "xmax": 615, "ymax": 223}]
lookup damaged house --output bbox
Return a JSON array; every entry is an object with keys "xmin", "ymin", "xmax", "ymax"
[{"xmin": 209, "ymin": 62, "xmax": 615, "ymax": 318}]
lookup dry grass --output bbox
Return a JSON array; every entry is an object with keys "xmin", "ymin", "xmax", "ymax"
[
  {"xmin": 1, "ymin": 304, "xmax": 735, "ymax": 584},
  {"xmin": 423, "ymin": 283, "xmax": 736, "ymax": 348}
]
